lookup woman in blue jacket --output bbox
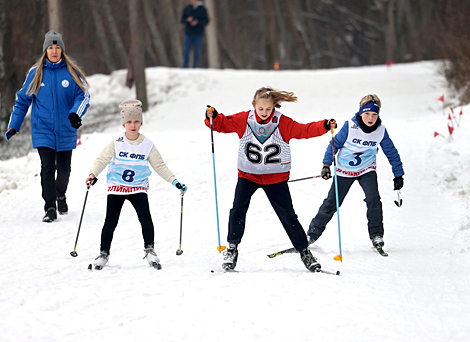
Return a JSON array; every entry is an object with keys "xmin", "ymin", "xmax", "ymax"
[
  {"xmin": 308, "ymin": 94, "xmax": 404, "ymax": 250},
  {"xmin": 5, "ymin": 31, "xmax": 90, "ymax": 222}
]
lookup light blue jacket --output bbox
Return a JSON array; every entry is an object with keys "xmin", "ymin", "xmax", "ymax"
[{"xmin": 8, "ymin": 59, "xmax": 90, "ymax": 151}]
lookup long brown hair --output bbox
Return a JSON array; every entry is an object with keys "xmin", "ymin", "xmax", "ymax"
[
  {"xmin": 26, "ymin": 51, "xmax": 89, "ymax": 96},
  {"xmin": 252, "ymin": 86, "xmax": 297, "ymax": 108}
]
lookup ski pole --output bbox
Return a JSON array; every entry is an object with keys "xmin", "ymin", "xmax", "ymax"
[
  {"xmin": 208, "ymin": 105, "xmax": 226, "ymax": 253},
  {"xmin": 176, "ymin": 192, "xmax": 184, "ymax": 255},
  {"xmin": 70, "ymin": 184, "xmax": 91, "ymax": 257},
  {"xmin": 288, "ymin": 175, "xmax": 321, "ymax": 183},
  {"xmin": 394, "ymin": 190, "xmax": 402, "ymax": 207},
  {"xmin": 329, "ymin": 121, "xmax": 342, "ymax": 262}
]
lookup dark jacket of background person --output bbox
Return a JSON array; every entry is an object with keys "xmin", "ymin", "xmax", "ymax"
[{"xmin": 181, "ymin": 2, "xmax": 209, "ymax": 36}]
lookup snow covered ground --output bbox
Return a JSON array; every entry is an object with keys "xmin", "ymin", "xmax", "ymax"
[{"xmin": 1, "ymin": 61, "xmax": 469, "ymax": 341}]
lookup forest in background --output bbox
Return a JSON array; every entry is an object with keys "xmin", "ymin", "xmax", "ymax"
[{"xmin": 0, "ymin": 0, "xmax": 469, "ymax": 132}]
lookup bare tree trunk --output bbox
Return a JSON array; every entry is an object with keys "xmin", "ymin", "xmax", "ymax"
[
  {"xmin": 89, "ymin": 0, "xmax": 116, "ymax": 72},
  {"xmin": 283, "ymin": 0, "xmax": 311, "ymax": 68},
  {"xmin": 102, "ymin": 0, "xmax": 128, "ymax": 68},
  {"xmin": 160, "ymin": 0, "xmax": 183, "ymax": 66},
  {"xmin": 142, "ymin": 1, "xmax": 170, "ymax": 66},
  {"xmin": 383, "ymin": 0, "xmax": 397, "ymax": 62},
  {"xmin": 145, "ymin": 32, "xmax": 158, "ymax": 65},
  {"xmin": 255, "ymin": 0, "xmax": 267, "ymax": 69},
  {"xmin": 128, "ymin": 0, "xmax": 148, "ymax": 111},
  {"xmin": 274, "ymin": 0, "xmax": 288, "ymax": 67},
  {"xmin": 47, "ymin": 0, "xmax": 62, "ymax": 31},
  {"xmin": 265, "ymin": 0, "xmax": 277, "ymax": 69},
  {"xmin": 204, "ymin": 0, "xmax": 220, "ymax": 68}
]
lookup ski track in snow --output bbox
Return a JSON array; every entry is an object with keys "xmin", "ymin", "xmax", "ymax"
[{"xmin": 1, "ymin": 62, "xmax": 469, "ymax": 341}]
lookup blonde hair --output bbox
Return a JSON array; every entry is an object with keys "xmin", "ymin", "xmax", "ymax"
[
  {"xmin": 252, "ymin": 86, "xmax": 297, "ymax": 109},
  {"xmin": 359, "ymin": 94, "xmax": 381, "ymax": 108},
  {"xmin": 26, "ymin": 51, "xmax": 89, "ymax": 96}
]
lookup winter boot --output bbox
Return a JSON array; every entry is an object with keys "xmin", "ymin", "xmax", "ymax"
[
  {"xmin": 57, "ymin": 196, "xmax": 68, "ymax": 215},
  {"xmin": 371, "ymin": 236, "xmax": 384, "ymax": 248},
  {"xmin": 300, "ymin": 248, "xmax": 321, "ymax": 272},
  {"xmin": 222, "ymin": 243, "xmax": 238, "ymax": 271},
  {"xmin": 143, "ymin": 245, "xmax": 161, "ymax": 269},
  {"xmin": 42, "ymin": 207, "xmax": 57, "ymax": 223},
  {"xmin": 94, "ymin": 250, "xmax": 109, "ymax": 270}
]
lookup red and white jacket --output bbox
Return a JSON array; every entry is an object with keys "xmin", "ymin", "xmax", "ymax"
[{"xmin": 205, "ymin": 109, "xmax": 329, "ymax": 185}]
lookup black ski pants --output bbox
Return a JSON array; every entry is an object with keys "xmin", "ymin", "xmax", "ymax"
[
  {"xmin": 100, "ymin": 193, "xmax": 154, "ymax": 253},
  {"xmin": 308, "ymin": 171, "xmax": 384, "ymax": 241},
  {"xmin": 37, "ymin": 147, "xmax": 72, "ymax": 211},
  {"xmin": 228, "ymin": 177, "xmax": 309, "ymax": 251}
]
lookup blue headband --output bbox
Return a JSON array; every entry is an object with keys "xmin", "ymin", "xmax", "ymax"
[{"xmin": 359, "ymin": 101, "xmax": 380, "ymax": 115}]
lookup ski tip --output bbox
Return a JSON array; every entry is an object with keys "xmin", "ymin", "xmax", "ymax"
[{"xmin": 87, "ymin": 264, "xmax": 92, "ymax": 270}]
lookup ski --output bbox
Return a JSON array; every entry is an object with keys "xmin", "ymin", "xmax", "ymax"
[
  {"xmin": 317, "ymin": 269, "xmax": 341, "ymax": 276},
  {"xmin": 87, "ymin": 263, "xmax": 162, "ymax": 270},
  {"xmin": 267, "ymin": 239, "xmax": 316, "ymax": 258},
  {"xmin": 88, "ymin": 263, "xmax": 104, "ymax": 270},
  {"xmin": 371, "ymin": 245, "xmax": 388, "ymax": 257},
  {"xmin": 267, "ymin": 247, "xmax": 297, "ymax": 258}
]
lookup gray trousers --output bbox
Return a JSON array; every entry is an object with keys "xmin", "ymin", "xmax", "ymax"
[{"xmin": 308, "ymin": 171, "xmax": 384, "ymax": 241}]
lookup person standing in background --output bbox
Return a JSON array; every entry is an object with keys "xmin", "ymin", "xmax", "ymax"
[
  {"xmin": 5, "ymin": 30, "xmax": 90, "ymax": 222},
  {"xmin": 181, "ymin": 0, "xmax": 209, "ymax": 68}
]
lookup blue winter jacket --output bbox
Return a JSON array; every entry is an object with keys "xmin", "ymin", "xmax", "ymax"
[
  {"xmin": 8, "ymin": 59, "xmax": 90, "ymax": 151},
  {"xmin": 323, "ymin": 114, "xmax": 404, "ymax": 177}
]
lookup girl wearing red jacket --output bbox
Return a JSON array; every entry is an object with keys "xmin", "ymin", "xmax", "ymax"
[{"xmin": 205, "ymin": 86, "xmax": 336, "ymax": 272}]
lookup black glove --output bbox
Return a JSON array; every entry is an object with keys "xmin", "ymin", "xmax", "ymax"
[
  {"xmin": 206, "ymin": 105, "xmax": 218, "ymax": 119},
  {"xmin": 87, "ymin": 176, "xmax": 98, "ymax": 186},
  {"xmin": 5, "ymin": 128, "xmax": 17, "ymax": 140},
  {"xmin": 68, "ymin": 113, "xmax": 82, "ymax": 129},
  {"xmin": 393, "ymin": 176, "xmax": 404, "ymax": 190},
  {"xmin": 324, "ymin": 119, "xmax": 336, "ymax": 130},
  {"xmin": 321, "ymin": 165, "xmax": 332, "ymax": 180}
]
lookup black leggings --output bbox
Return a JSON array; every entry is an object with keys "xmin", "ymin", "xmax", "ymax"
[
  {"xmin": 37, "ymin": 147, "xmax": 72, "ymax": 211},
  {"xmin": 100, "ymin": 193, "xmax": 154, "ymax": 253},
  {"xmin": 308, "ymin": 171, "xmax": 383, "ymax": 241},
  {"xmin": 228, "ymin": 178, "xmax": 309, "ymax": 251}
]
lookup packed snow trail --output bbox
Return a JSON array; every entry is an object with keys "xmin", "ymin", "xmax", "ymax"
[{"xmin": 1, "ymin": 62, "xmax": 469, "ymax": 342}]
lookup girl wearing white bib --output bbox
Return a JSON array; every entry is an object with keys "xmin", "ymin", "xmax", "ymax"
[
  {"xmin": 308, "ymin": 95, "xmax": 404, "ymax": 250},
  {"xmin": 205, "ymin": 87, "xmax": 336, "ymax": 272},
  {"xmin": 85, "ymin": 100, "xmax": 187, "ymax": 270}
]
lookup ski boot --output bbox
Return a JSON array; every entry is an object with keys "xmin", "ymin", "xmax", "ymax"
[
  {"xmin": 300, "ymin": 248, "xmax": 321, "ymax": 272},
  {"xmin": 144, "ymin": 245, "xmax": 162, "ymax": 269},
  {"xmin": 371, "ymin": 236, "xmax": 384, "ymax": 248},
  {"xmin": 94, "ymin": 250, "xmax": 109, "ymax": 270},
  {"xmin": 57, "ymin": 196, "xmax": 68, "ymax": 215},
  {"xmin": 42, "ymin": 207, "xmax": 57, "ymax": 223},
  {"xmin": 371, "ymin": 236, "xmax": 388, "ymax": 256},
  {"xmin": 222, "ymin": 244, "xmax": 238, "ymax": 271}
]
